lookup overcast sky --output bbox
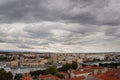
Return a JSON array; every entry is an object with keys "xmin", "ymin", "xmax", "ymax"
[{"xmin": 0, "ymin": 0, "xmax": 120, "ymax": 52}]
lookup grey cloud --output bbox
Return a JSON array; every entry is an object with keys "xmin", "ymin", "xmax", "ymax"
[
  {"xmin": 21, "ymin": 22, "xmax": 120, "ymax": 47},
  {"xmin": 62, "ymin": 12, "xmax": 97, "ymax": 25},
  {"xmin": 0, "ymin": 0, "xmax": 120, "ymax": 26},
  {"xmin": 17, "ymin": 44, "xmax": 35, "ymax": 49},
  {"xmin": 0, "ymin": 0, "xmax": 120, "ymax": 52},
  {"xmin": 0, "ymin": 22, "xmax": 120, "ymax": 52},
  {"xmin": 0, "ymin": 0, "xmax": 62, "ymax": 23},
  {"xmin": 18, "ymin": 46, "xmax": 32, "ymax": 49},
  {"xmin": 104, "ymin": 26, "xmax": 120, "ymax": 37},
  {"xmin": 0, "ymin": 38, "xmax": 6, "ymax": 43},
  {"xmin": 24, "ymin": 25, "xmax": 53, "ymax": 38},
  {"xmin": 23, "ymin": 23, "xmax": 102, "ymax": 46}
]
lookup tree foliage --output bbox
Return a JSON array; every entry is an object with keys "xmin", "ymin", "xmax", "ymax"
[
  {"xmin": 0, "ymin": 68, "xmax": 13, "ymax": 80},
  {"xmin": 59, "ymin": 61, "xmax": 78, "ymax": 71},
  {"xmin": 0, "ymin": 56, "xmax": 7, "ymax": 61},
  {"xmin": 46, "ymin": 66, "xmax": 57, "ymax": 74},
  {"xmin": 60, "ymin": 63, "xmax": 71, "ymax": 71},
  {"xmin": 71, "ymin": 61, "xmax": 78, "ymax": 69},
  {"xmin": 99, "ymin": 62, "xmax": 120, "ymax": 68},
  {"xmin": 30, "ymin": 70, "xmax": 46, "ymax": 76},
  {"xmin": 14, "ymin": 74, "xmax": 22, "ymax": 80}
]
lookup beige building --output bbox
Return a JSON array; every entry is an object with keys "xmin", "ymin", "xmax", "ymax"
[
  {"xmin": 70, "ymin": 70, "xmax": 92, "ymax": 78},
  {"xmin": 10, "ymin": 60, "xmax": 19, "ymax": 67}
]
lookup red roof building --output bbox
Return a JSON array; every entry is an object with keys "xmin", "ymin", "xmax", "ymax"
[
  {"xmin": 66, "ymin": 76, "xmax": 85, "ymax": 80},
  {"xmin": 39, "ymin": 74, "xmax": 59, "ymax": 80}
]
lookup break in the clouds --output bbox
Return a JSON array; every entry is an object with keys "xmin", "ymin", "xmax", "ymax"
[{"xmin": 0, "ymin": 0, "xmax": 120, "ymax": 52}]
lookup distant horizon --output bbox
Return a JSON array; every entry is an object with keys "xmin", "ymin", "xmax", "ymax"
[{"xmin": 0, "ymin": 49, "xmax": 120, "ymax": 53}]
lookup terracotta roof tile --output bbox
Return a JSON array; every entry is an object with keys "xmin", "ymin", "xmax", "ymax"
[
  {"xmin": 59, "ymin": 72, "xmax": 68, "ymax": 76},
  {"xmin": 73, "ymin": 70, "xmax": 91, "ymax": 75},
  {"xmin": 39, "ymin": 74, "xmax": 59, "ymax": 80},
  {"xmin": 66, "ymin": 76, "xmax": 85, "ymax": 80}
]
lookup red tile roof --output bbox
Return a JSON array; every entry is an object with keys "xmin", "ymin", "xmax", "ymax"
[
  {"xmin": 59, "ymin": 72, "xmax": 68, "ymax": 76},
  {"xmin": 97, "ymin": 74, "xmax": 119, "ymax": 80},
  {"xmin": 66, "ymin": 76, "xmax": 85, "ymax": 80},
  {"xmin": 88, "ymin": 68, "xmax": 120, "ymax": 80},
  {"xmin": 80, "ymin": 66, "xmax": 104, "ymax": 70},
  {"xmin": 73, "ymin": 70, "xmax": 91, "ymax": 75},
  {"xmin": 39, "ymin": 74, "xmax": 59, "ymax": 80}
]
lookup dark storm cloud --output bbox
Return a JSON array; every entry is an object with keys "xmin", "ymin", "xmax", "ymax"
[
  {"xmin": 0, "ymin": 0, "xmax": 62, "ymax": 23},
  {"xmin": 0, "ymin": 0, "xmax": 120, "ymax": 26},
  {"xmin": 0, "ymin": 0, "xmax": 41, "ymax": 23}
]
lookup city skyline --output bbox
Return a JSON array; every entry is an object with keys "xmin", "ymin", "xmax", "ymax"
[{"xmin": 0, "ymin": 0, "xmax": 120, "ymax": 52}]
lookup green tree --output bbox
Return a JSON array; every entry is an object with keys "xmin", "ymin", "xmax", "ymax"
[
  {"xmin": 0, "ymin": 68, "xmax": 6, "ymax": 80},
  {"xmin": 0, "ymin": 68, "xmax": 13, "ymax": 80},
  {"xmin": 61, "ymin": 63, "xmax": 71, "ymax": 71},
  {"xmin": 46, "ymin": 66, "xmax": 57, "ymax": 74},
  {"xmin": 30, "ymin": 70, "xmax": 46, "ymax": 76},
  {"xmin": 71, "ymin": 61, "xmax": 78, "ymax": 69},
  {"xmin": 0, "ymin": 56, "xmax": 7, "ymax": 61},
  {"xmin": 6, "ymin": 71, "xmax": 13, "ymax": 80},
  {"xmin": 14, "ymin": 74, "xmax": 22, "ymax": 80}
]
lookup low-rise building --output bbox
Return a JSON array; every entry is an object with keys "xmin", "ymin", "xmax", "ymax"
[{"xmin": 70, "ymin": 70, "xmax": 92, "ymax": 78}]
